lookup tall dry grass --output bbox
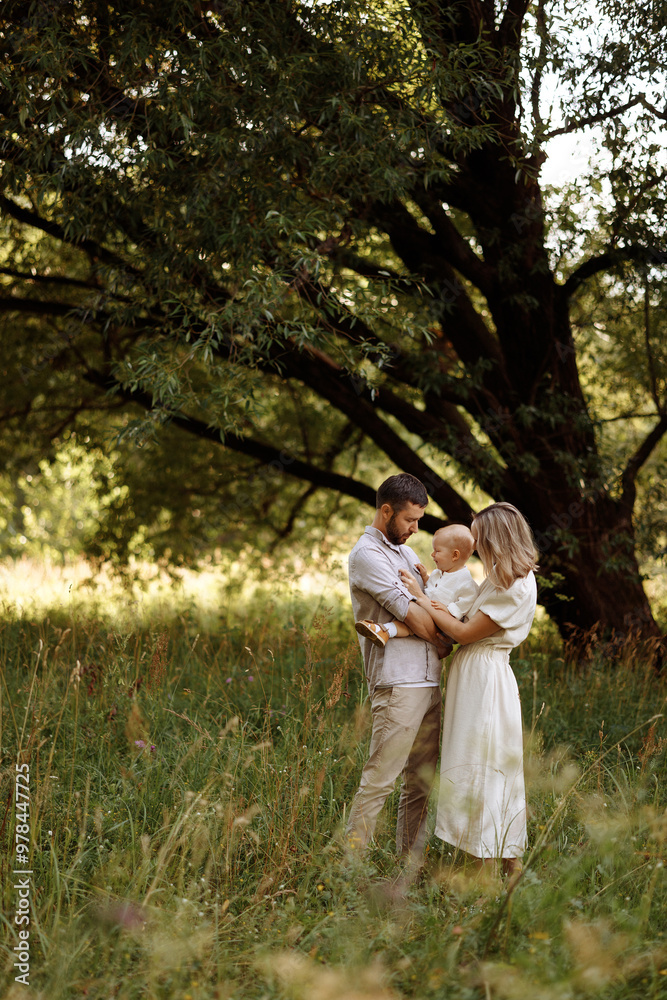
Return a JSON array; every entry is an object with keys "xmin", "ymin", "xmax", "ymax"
[{"xmin": 0, "ymin": 566, "xmax": 666, "ymax": 999}]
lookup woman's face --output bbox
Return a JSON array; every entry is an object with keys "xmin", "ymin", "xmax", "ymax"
[{"xmin": 471, "ymin": 519, "xmax": 489, "ymax": 571}]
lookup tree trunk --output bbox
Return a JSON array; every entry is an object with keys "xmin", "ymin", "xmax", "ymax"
[
  {"xmin": 385, "ymin": 156, "xmax": 665, "ymax": 647},
  {"xmin": 2, "ymin": 0, "xmax": 665, "ymax": 650},
  {"xmin": 526, "ymin": 493, "xmax": 661, "ymax": 647}
]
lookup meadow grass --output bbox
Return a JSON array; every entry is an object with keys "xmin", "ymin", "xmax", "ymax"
[{"xmin": 1, "ymin": 573, "xmax": 667, "ymax": 1000}]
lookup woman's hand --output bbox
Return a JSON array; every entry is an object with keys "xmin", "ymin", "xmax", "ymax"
[{"xmin": 399, "ymin": 567, "xmax": 423, "ymax": 599}]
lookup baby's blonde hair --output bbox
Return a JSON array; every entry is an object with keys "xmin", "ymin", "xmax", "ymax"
[
  {"xmin": 433, "ymin": 524, "xmax": 474, "ymax": 562},
  {"xmin": 472, "ymin": 502, "xmax": 538, "ymax": 589}
]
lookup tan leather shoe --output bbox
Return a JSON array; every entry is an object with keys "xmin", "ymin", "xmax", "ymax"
[{"xmin": 355, "ymin": 620, "xmax": 387, "ymax": 647}]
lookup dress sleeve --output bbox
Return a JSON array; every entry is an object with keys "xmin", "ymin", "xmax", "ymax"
[
  {"xmin": 478, "ymin": 576, "xmax": 535, "ymax": 629},
  {"xmin": 447, "ymin": 576, "xmax": 479, "ymax": 619}
]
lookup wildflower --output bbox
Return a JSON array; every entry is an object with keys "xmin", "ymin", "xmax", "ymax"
[
  {"xmin": 134, "ymin": 740, "xmax": 146, "ymax": 749},
  {"xmin": 225, "ymin": 678, "xmax": 232, "ymax": 684},
  {"xmin": 97, "ymin": 900, "xmax": 146, "ymax": 930},
  {"xmin": 247, "ymin": 675, "xmax": 254, "ymax": 682}
]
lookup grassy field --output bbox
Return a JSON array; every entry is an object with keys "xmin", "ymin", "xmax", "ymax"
[{"xmin": 2, "ymin": 567, "xmax": 667, "ymax": 1000}]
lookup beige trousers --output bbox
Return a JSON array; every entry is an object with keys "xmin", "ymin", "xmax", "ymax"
[{"xmin": 345, "ymin": 685, "xmax": 442, "ymax": 857}]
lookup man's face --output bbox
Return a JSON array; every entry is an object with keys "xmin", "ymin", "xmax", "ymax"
[{"xmin": 385, "ymin": 502, "xmax": 425, "ymax": 545}]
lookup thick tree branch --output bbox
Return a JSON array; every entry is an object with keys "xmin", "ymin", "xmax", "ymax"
[
  {"xmin": 272, "ymin": 348, "xmax": 473, "ymax": 520},
  {"xmin": 0, "ymin": 296, "xmax": 82, "ymax": 318},
  {"xmin": 620, "ymin": 414, "xmax": 667, "ymax": 511},
  {"xmin": 0, "ymin": 257, "xmax": 490, "ymax": 485},
  {"xmin": 563, "ymin": 246, "xmax": 667, "ymax": 298},
  {"xmin": 640, "ymin": 96, "xmax": 667, "ymax": 122},
  {"xmin": 0, "ymin": 267, "xmax": 101, "ymax": 291},
  {"xmin": 496, "ymin": 0, "xmax": 531, "ymax": 48},
  {"xmin": 369, "ymin": 199, "xmax": 507, "ymax": 381},
  {"xmin": 530, "ymin": 0, "xmax": 548, "ymax": 132},
  {"xmin": 282, "ymin": 267, "xmax": 423, "ymax": 392},
  {"xmin": 270, "ymin": 420, "xmax": 361, "ymax": 544},
  {"xmin": 0, "ymin": 250, "xmax": 512, "ymax": 508},
  {"xmin": 0, "ymin": 240, "xmax": 511, "ymax": 509},
  {"xmin": 610, "ymin": 172, "xmax": 667, "ymax": 243},
  {"xmin": 0, "ymin": 195, "xmax": 139, "ymax": 274},
  {"xmin": 644, "ymin": 278, "xmax": 663, "ymax": 415},
  {"xmin": 542, "ymin": 95, "xmax": 667, "ymax": 141},
  {"xmin": 292, "ymin": 237, "xmax": 504, "ymax": 418},
  {"xmin": 82, "ymin": 368, "xmax": 455, "ymax": 532},
  {"xmin": 409, "ymin": 188, "xmax": 496, "ymax": 295},
  {"xmin": 294, "ymin": 340, "xmax": 518, "ymax": 497},
  {"xmin": 327, "ymin": 251, "xmax": 412, "ymax": 286}
]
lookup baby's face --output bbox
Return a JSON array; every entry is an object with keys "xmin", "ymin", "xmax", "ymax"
[
  {"xmin": 431, "ymin": 527, "xmax": 473, "ymax": 572},
  {"xmin": 431, "ymin": 537, "xmax": 461, "ymax": 573}
]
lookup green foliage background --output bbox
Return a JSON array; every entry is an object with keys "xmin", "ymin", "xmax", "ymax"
[{"xmin": 0, "ymin": 0, "xmax": 666, "ymax": 636}]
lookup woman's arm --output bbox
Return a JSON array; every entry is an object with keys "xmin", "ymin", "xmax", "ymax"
[
  {"xmin": 425, "ymin": 601, "xmax": 499, "ymax": 644},
  {"xmin": 404, "ymin": 603, "xmax": 453, "ymax": 658},
  {"xmin": 400, "ymin": 568, "xmax": 500, "ymax": 644}
]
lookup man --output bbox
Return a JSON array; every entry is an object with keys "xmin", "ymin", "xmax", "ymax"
[{"xmin": 346, "ymin": 472, "xmax": 449, "ymax": 861}]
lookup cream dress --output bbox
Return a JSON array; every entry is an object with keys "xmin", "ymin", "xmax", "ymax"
[{"xmin": 434, "ymin": 572, "xmax": 537, "ymax": 858}]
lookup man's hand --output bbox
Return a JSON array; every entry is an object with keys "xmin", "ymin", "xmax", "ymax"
[
  {"xmin": 415, "ymin": 562, "xmax": 429, "ymax": 586},
  {"xmin": 434, "ymin": 633, "xmax": 453, "ymax": 659},
  {"xmin": 399, "ymin": 567, "xmax": 423, "ymax": 599}
]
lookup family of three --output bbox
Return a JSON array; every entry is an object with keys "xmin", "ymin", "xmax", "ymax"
[{"xmin": 346, "ymin": 472, "xmax": 538, "ymax": 879}]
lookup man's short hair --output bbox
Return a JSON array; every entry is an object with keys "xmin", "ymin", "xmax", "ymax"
[{"xmin": 376, "ymin": 473, "xmax": 428, "ymax": 511}]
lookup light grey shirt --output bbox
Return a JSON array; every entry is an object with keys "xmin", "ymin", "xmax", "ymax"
[{"xmin": 348, "ymin": 526, "xmax": 442, "ymax": 693}]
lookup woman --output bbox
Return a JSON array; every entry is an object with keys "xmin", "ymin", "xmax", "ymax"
[{"xmin": 399, "ymin": 502, "xmax": 538, "ymax": 879}]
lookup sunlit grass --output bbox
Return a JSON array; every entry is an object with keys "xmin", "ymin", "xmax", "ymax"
[
  {"xmin": 0, "ymin": 554, "xmax": 350, "ymax": 631},
  {"xmin": 1, "ymin": 563, "xmax": 667, "ymax": 999}
]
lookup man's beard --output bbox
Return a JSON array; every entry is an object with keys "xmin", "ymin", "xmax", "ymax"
[{"xmin": 386, "ymin": 513, "xmax": 408, "ymax": 545}]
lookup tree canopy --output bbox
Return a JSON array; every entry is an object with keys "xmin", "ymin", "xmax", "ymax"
[{"xmin": 1, "ymin": 0, "xmax": 666, "ymax": 642}]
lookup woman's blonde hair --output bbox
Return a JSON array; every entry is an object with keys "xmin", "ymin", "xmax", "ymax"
[{"xmin": 472, "ymin": 502, "xmax": 538, "ymax": 589}]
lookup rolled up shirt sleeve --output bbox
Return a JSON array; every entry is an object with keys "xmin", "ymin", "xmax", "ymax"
[
  {"xmin": 349, "ymin": 547, "xmax": 414, "ymax": 621},
  {"xmin": 348, "ymin": 526, "xmax": 443, "ymax": 691}
]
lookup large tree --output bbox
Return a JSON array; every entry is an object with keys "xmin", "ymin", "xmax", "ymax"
[{"xmin": 1, "ymin": 0, "xmax": 666, "ymax": 642}]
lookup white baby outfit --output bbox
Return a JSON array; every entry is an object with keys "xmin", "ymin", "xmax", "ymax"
[
  {"xmin": 424, "ymin": 566, "xmax": 478, "ymax": 617},
  {"xmin": 435, "ymin": 571, "xmax": 537, "ymax": 859}
]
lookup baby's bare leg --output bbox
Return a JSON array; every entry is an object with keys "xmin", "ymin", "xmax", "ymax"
[{"xmin": 391, "ymin": 621, "xmax": 413, "ymax": 638}]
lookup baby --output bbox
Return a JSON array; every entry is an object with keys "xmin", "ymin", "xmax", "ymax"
[{"xmin": 355, "ymin": 523, "xmax": 478, "ymax": 647}]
